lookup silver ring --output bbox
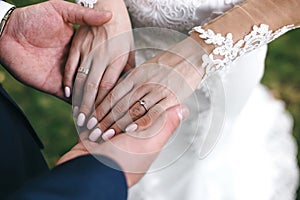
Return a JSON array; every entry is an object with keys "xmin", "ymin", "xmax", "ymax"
[
  {"xmin": 139, "ymin": 100, "xmax": 148, "ymax": 111},
  {"xmin": 78, "ymin": 67, "xmax": 90, "ymax": 75}
]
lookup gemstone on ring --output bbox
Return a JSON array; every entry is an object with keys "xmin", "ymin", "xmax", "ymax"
[{"xmin": 139, "ymin": 100, "xmax": 148, "ymax": 111}]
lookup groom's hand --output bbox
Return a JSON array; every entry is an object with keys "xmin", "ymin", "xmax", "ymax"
[
  {"xmin": 57, "ymin": 105, "xmax": 189, "ymax": 187},
  {"xmin": 0, "ymin": 0, "xmax": 111, "ymax": 100}
]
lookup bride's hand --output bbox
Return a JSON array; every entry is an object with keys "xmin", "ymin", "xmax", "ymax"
[
  {"xmin": 64, "ymin": 0, "xmax": 134, "ymax": 123},
  {"xmin": 85, "ymin": 38, "xmax": 206, "ymax": 141}
]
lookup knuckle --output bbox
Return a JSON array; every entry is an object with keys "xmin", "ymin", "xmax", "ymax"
[
  {"xmin": 132, "ymin": 85, "xmax": 149, "ymax": 97},
  {"xmin": 80, "ymin": 101, "xmax": 92, "ymax": 111},
  {"xmin": 149, "ymin": 107, "xmax": 162, "ymax": 119},
  {"xmin": 100, "ymin": 119, "xmax": 112, "ymax": 130},
  {"xmin": 65, "ymin": 58, "xmax": 74, "ymax": 71},
  {"xmin": 113, "ymin": 101, "xmax": 127, "ymax": 116},
  {"xmin": 138, "ymin": 115, "xmax": 152, "ymax": 127},
  {"xmin": 129, "ymin": 105, "xmax": 144, "ymax": 119},
  {"xmin": 64, "ymin": 66, "xmax": 71, "ymax": 75},
  {"xmin": 100, "ymin": 80, "xmax": 115, "ymax": 90},
  {"xmin": 107, "ymin": 91, "xmax": 118, "ymax": 103},
  {"xmin": 84, "ymin": 82, "xmax": 98, "ymax": 93},
  {"xmin": 162, "ymin": 88, "xmax": 171, "ymax": 96},
  {"xmin": 76, "ymin": 73, "xmax": 86, "ymax": 82},
  {"xmin": 95, "ymin": 106, "xmax": 105, "ymax": 120}
]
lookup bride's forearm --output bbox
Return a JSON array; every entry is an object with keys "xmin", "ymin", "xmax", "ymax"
[
  {"xmin": 186, "ymin": 0, "xmax": 300, "ymax": 77},
  {"xmin": 94, "ymin": 0, "xmax": 132, "ymax": 35},
  {"xmin": 190, "ymin": 0, "xmax": 300, "ymax": 55}
]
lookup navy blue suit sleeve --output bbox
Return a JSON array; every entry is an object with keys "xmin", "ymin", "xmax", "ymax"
[{"xmin": 7, "ymin": 155, "xmax": 128, "ymax": 200}]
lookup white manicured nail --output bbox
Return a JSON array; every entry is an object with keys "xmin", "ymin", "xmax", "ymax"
[
  {"xmin": 87, "ymin": 117, "xmax": 98, "ymax": 130},
  {"xmin": 89, "ymin": 128, "xmax": 102, "ymax": 142},
  {"xmin": 125, "ymin": 123, "xmax": 138, "ymax": 132},
  {"xmin": 77, "ymin": 113, "xmax": 86, "ymax": 127},
  {"xmin": 73, "ymin": 106, "xmax": 79, "ymax": 117},
  {"xmin": 102, "ymin": 129, "xmax": 115, "ymax": 141},
  {"xmin": 64, "ymin": 87, "xmax": 71, "ymax": 98}
]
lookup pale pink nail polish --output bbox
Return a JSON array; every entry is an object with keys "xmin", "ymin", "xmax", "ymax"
[
  {"xmin": 102, "ymin": 129, "xmax": 116, "ymax": 141},
  {"xmin": 89, "ymin": 128, "xmax": 102, "ymax": 142},
  {"xmin": 87, "ymin": 117, "xmax": 98, "ymax": 130},
  {"xmin": 125, "ymin": 123, "xmax": 138, "ymax": 132},
  {"xmin": 64, "ymin": 87, "xmax": 71, "ymax": 98},
  {"xmin": 77, "ymin": 113, "xmax": 86, "ymax": 127}
]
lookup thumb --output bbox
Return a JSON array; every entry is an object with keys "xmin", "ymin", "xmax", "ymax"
[{"xmin": 50, "ymin": 0, "xmax": 112, "ymax": 26}]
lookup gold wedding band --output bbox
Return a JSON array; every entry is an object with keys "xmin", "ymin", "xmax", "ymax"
[{"xmin": 78, "ymin": 67, "xmax": 90, "ymax": 75}]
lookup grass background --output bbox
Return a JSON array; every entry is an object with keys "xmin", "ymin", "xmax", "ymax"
[{"xmin": 1, "ymin": 0, "xmax": 300, "ymax": 198}]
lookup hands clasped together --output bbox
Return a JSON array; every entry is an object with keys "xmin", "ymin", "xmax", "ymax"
[
  {"xmin": 2, "ymin": 0, "xmax": 300, "ymax": 193},
  {"xmin": 0, "ymin": 0, "xmax": 193, "ymax": 186},
  {"xmin": 0, "ymin": 0, "xmax": 205, "ymax": 153},
  {"xmin": 72, "ymin": 37, "xmax": 205, "ymax": 142}
]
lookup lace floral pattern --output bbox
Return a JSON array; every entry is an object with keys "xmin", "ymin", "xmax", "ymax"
[
  {"xmin": 191, "ymin": 24, "xmax": 297, "ymax": 76},
  {"xmin": 124, "ymin": 0, "xmax": 243, "ymax": 33},
  {"xmin": 75, "ymin": 0, "xmax": 97, "ymax": 8}
]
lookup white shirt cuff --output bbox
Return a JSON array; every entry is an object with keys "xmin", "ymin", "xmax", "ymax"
[{"xmin": 0, "ymin": 1, "xmax": 15, "ymax": 22}]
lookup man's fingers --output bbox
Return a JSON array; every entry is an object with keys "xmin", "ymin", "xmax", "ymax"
[{"xmin": 51, "ymin": 0, "xmax": 112, "ymax": 26}]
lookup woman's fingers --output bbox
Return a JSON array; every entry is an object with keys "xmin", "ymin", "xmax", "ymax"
[
  {"xmin": 88, "ymin": 96, "xmax": 178, "ymax": 142},
  {"xmin": 95, "ymin": 54, "xmax": 129, "ymax": 105},
  {"xmin": 86, "ymin": 85, "xmax": 148, "ymax": 133},
  {"xmin": 87, "ymin": 82, "xmax": 157, "ymax": 132},
  {"xmin": 72, "ymin": 59, "xmax": 92, "ymax": 118},
  {"xmin": 100, "ymin": 98, "xmax": 150, "ymax": 135},
  {"xmin": 109, "ymin": 102, "xmax": 163, "ymax": 135},
  {"xmin": 114, "ymin": 92, "xmax": 178, "ymax": 135},
  {"xmin": 88, "ymin": 86, "xmax": 177, "ymax": 142},
  {"xmin": 128, "ymin": 97, "xmax": 179, "ymax": 131},
  {"xmin": 91, "ymin": 78, "xmax": 134, "ymax": 124},
  {"xmin": 86, "ymin": 87, "xmax": 154, "ymax": 142},
  {"xmin": 76, "ymin": 58, "xmax": 107, "ymax": 127},
  {"xmin": 113, "ymin": 91, "xmax": 166, "ymax": 133},
  {"xmin": 64, "ymin": 45, "xmax": 81, "ymax": 98}
]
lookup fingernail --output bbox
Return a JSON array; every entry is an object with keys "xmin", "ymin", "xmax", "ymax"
[
  {"xmin": 89, "ymin": 128, "xmax": 102, "ymax": 142},
  {"xmin": 125, "ymin": 123, "xmax": 138, "ymax": 132},
  {"xmin": 64, "ymin": 87, "xmax": 71, "ymax": 98},
  {"xmin": 87, "ymin": 117, "xmax": 98, "ymax": 130},
  {"xmin": 177, "ymin": 106, "xmax": 189, "ymax": 121},
  {"xmin": 77, "ymin": 113, "xmax": 86, "ymax": 127},
  {"xmin": 102, "ymin": 129, "xmax": 115, "ymax": 141},
  {"xmin": 73, "ymin": 106, "xmax": 79, "ymax": 117}
]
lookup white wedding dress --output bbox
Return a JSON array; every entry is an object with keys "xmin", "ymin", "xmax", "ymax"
[{"xmin": 124, "ymin": 0, "xmax": 299, "ymax": 199}]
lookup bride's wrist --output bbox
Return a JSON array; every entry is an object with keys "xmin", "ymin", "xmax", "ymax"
[
  {"xmin": 94, "ymin": 0, "xmax": 132, "ymax": 34},
  {"xmin": 152, "ymin": 38, "xmax": 206, "ymax": 90}
]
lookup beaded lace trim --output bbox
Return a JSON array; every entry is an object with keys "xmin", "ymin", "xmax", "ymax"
[
  {"xmin": 190, "ymin": 24, "xmax": 296, "ymax": 76},
  {"xmin": 75, "ymin": 0, "xmax": 97, "ymax": 8}
]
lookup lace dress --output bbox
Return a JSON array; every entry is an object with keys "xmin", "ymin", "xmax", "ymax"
[{"xmin": 124, "ymin": 0, "xmax": 299, "ymax": 199}]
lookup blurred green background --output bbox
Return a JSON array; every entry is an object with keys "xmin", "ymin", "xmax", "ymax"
[{"xmin": 1, "ymin": 0, "xmax": 300, "ymax": 198}]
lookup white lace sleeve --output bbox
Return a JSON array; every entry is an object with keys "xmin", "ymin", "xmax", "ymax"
[
  {"xmin": 75, "ymin": 0, "xmax": 97, "ymax": 8},
  {"xmin": 190, "ymin": 24, "xmax": 298, "ymax": 77}
]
